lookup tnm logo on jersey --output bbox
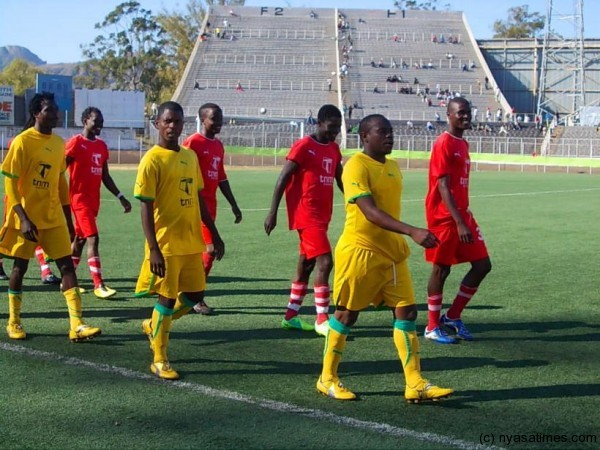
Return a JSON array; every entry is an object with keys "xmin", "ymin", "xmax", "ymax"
[
  {"xmin": 179, "ymin": 177, "xmax": 194, "ymax": 207},
  {"xmin": 319, "ymin": 157, "xmax": 335, "ymax": 185},
  {"xmin": 33, "ymin": 162, "xmax": 51, "ymax": 189}
]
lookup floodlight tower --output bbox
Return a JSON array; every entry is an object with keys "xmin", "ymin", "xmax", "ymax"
[{"xmin": 536, "ymin": 0, "xmax": 585, "ymax": 125}]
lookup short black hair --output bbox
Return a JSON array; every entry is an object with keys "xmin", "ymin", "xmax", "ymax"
[
  {"xmin": 157, "ymin": 101, "xmax": 184, "ymax": 117},
  {"xmin": 198, "ymin": 102, "xmax": 222, "ymax": 119},
  {"xmin": 23, "ymin": 91, "xmax": 55, "ymax": 131},
  {"xmin": 447, "ymin": 97, "xmax": 470, "ymax": 112},
  {"xmin": 358, "ymin": 113, "xmax": 389, "ymax": 135},
  {"xmin": 81, "ymin": 106, "xmax": 102, "ymax": 123},
  {"xmin": 317, "ymin": 104, "xmax": 342, "ymax": 122}
]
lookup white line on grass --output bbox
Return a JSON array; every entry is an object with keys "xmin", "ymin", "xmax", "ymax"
[
  {"xmin": 233, "ymin": 187, "xmax": 600, "ymax": 212},
  {"xmin": 1, "ymin": 341, "xmax": 500, "ymax": 450}
]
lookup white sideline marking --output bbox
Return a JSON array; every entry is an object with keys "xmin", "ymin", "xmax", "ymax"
[
  {"xmin": 1, "ymin": 341, "xmax": 499, "ymax": 450},
  {"xmin": 236, "ymin": 187, "xmax": 600, "ymax": 212}
]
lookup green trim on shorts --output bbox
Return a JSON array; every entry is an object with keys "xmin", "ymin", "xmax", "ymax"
[
  {"xmin": 134, "ymin": 273, "xmax": 156, "ymax": 298},
  {"xmin": 134, "ymin": 195, "xmax": 154, "ymax": 201},
  {"xmin": 1, "ymin": 170, "xmax": 18, "ymax": 179}
]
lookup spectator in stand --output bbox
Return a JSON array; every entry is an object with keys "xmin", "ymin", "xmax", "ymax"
[
  {"xmin": 426, "ymin": 121, "xmax": 435, "ymax": 131},
  {"xmin": 327, "ymin": 78, "xmax": 332, "ymax": 92},
  {"xmin": 496, "ymin": 108, "xmax": 502, "ymax": 122},
  {"xmin": 235, "ymin": 81, "xmax": 244, "ymax": 92}
]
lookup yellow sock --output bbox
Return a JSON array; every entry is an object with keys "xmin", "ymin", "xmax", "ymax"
[
  {"xmin": 63, "ymin": 287, "xmax": 84, "ymax": 329},
  {"xmin": 8, "ymin": 290, "xmax": 23, "ymax": 325},
  {"xmin": 172, "ymin": 293, "xmax": 195, "ymax": 320},
  {"xmin": 393, "ymin": 320, "xmax": 423, "ymax": 387},
  {"xmin": 151, "ymin": 303, "xmax": 174, "ymax": 363},
  {"xmin": 321, "ymin": 317, "xmax": 350, "ymax": 382}
]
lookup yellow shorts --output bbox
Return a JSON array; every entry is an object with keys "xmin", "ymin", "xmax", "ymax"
[
  {"xmin": 333, "ymin": 245, "xmax": 415, "ymax": 311},
  {"xmin": 135, "ymin": 253, "xmax": 205, "ymax": 300},
  {"xmin": 0, "ymin": 226, "xmax": 71, "ymax": 261}
]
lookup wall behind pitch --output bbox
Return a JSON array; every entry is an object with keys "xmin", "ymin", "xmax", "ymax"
[{"xmin": 74, "ymin": 88, "xmax": 145, "ymax": 128}]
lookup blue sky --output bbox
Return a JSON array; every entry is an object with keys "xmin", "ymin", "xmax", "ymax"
[{"xmin": 0, "ymin": 0, "xmax": 596, "ymax": 64}]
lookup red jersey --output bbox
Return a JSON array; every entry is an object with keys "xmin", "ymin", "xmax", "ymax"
[
  {"xmin": 183, "ymin": 133, "xmax": 227, "ymax": 218},
  {"xmin": 426, "ymin": 131, "xmax": 471, "ymax": 227},
  {"xmin": 65, "ymin": 134, "xmax": 109, "ymax": 212},
  {"xmin": 285, "ymin": 135, "xmax": 342, "ymax": 230}
]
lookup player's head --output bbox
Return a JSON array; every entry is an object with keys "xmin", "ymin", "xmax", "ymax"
[
  {"xmin": 156, "ymin": 101, "xmax": 184, "ymax": 147},
  {"xmin": 359, "ymin": 114, "xmax": 394, "ymax": 156},
  {"xmin": 25, "ymin": 92, "xmax": 58, "ymax": 133},
  {"xmin": 199, "ymin": 103, "xmax": 223, "ymax": 138},
  {"xmin": 315, "ymin": 104, "xmax": 342, "ymax": 143},
  {"xmin": 81, "ymin": 107, "xmax": 104, "ymax": 137},
  {"xmin": 447, "ymin": 97, "xmax": 472, "ymax": 133}
]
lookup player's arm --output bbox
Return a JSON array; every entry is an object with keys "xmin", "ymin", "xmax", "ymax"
[
  {"xmin": 218, "ymin": 179, "xmax": 242, "ymax": 223},
  {"xmin": 355, "ymin": 195, "xmax": 438, "ymax": 248},
  {"xmin": 437, "ymin": 175, "xmax": 472, "ymax": 243},
  {"xmin": 101, "ymin": 161, "xmax": 132, "ymax": 213},
  {"xmin": 5, "ymin": 176, "xmax": 38, "ymax": 242},
  {"xmin": 199, "ymin": 193, "xmax": 225, "ymax": 260},
  {"xmin": 59, "ymin": 172, "xmax": 75, "ymax": 240},
  {"xmin": 264, "ymin": 160, "xmax": 298, "ymax": 235},
  {"xmin": 335, "ymin": 162, "xmax": 344, "ymax": 194},
  {"xmin": 140, "ymin": 200, "xmax": 165, "ymax": 277}
]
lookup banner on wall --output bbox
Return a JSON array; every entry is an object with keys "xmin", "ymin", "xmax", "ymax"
[{"xmin": 0, "ymin": 86, "xmax": 15, "ymax": 125}]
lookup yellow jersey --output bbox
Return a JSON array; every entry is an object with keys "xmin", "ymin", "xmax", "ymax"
[
  {"xmin": 337, "ymin": 152, "xmax": 410, "ymax": 263},
  {"xmin": 134, "ymin": 145, "xmax": 206, "ymax": 256},
  {"xmin": 1, "ymin": 128, "xmax": 67, "ymax": 230}
]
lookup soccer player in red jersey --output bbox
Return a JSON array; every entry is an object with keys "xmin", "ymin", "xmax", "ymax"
[
  {"xmin": 182, "ymin": 103, "xmax": 242, "ymax": 314},
  {"xmin": 264, "ymin": 104, "xmax": 343, "ymax": 337},
  {"xmin": 424, "ymin": 97, "xmax": 492, "ymax": 344},
  {"xmin": 65, "ymin": 107, "xmax": 132, "ymax": 299}
]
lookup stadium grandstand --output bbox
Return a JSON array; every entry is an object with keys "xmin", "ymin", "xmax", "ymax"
[{"xmin": 170, "ymin": 5, "xmax": 600, "ymax": 161}]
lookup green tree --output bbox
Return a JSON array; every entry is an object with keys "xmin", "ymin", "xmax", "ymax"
[
  {"xmin": 394, "ymin": 0, "xmax": 450, "ymax": 10},
  {"xmin": 80, "ymin": 1, "xmax": 169, "ymax": 101},
  {"xmin": 493, "ymin": 5, "xmax": 545, "ymax": 39},
  {"xmin": 0, "ymin": 59, "xmax": 42, "ymax": 95}
]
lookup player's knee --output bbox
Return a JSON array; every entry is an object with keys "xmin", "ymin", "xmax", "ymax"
[
  {"xmin": 432, "ymin": 264, "xmax": 451, "ymax": 281},
  {"xmin": 474, "ymin": 258, "xmax": 492, "ymax": 277},
  {"xmin": 395, "ymin": 304, "xmax": 418, "ymax": 321},
  {"xmin": 316, "ymin": 254, "xmax": 333, "ymax": 273},
  {"xmin": 12, "ymin": 259, "xmax": 29, "ymax": 279}
]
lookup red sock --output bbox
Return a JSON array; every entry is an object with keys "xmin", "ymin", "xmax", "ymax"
[
  {"xmin": 35, "ymin": 247, "xmax": 52, "ymax": 278},
  {"xmin": 72, "ymin": 256, "xmax": 81, "ymax": 270},
  {"xmin": 446, "ymin": 284, "xmax": 478, "ymax": 320},
  {"xmin": 284, "ymin": 281, "xmax": 307, "ymax": 320},
  {"xmin": 203, "ymin": 252, "xmax": 215, "ymax": 277},
  {"xmin": 313, "ymin": 284, "xmax": 330, "ymax": 325},
  {"xmin": 427, "ymin": 293, "xmax": 443, "ymax": 331},
  {"xmin": 88, "ymin": 256, "xmax": 103, "ymax": 288}
]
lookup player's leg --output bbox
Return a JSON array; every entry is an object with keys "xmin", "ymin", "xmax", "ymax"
[
  {"xmin": 86, "ymin": 234, "xmax": 116, "ymax": 299},
  {"xmin": 54, "ymin": 254, "xmax": 101, "ymax": 342},
  {"xmin": 36, "ymin": 246, "xmax": 61, "ymax": 285},
  {"xmin": 425, "ymin": 262, "xmax": 456, "ymax": 344},
  {"xmin": 6, "ymin": 257, "xmax": 29, "ymax": 339},
  {"xmin": 313, "ymin": 252, "xmax": 333, "ymax": 335},
  {"xmin": 193, "ymin": 223, "xmax": 214, "ymax": 315},
  {"xmin": 281, "ymin": 253, "xmax": 315, "ymax": 331},
  {"xmin": 149, "ymin": 295, "xmax": 178, "ymax": 380},
  {"xmin": 442, "ymin": 218, "xmax": 492, "ymax": 340},
  {"xmin": 317, "ymin": 307, "xmax": 358, "ymax": 400},
  {"xmin": 394, "ymin": 305, "xmax": 454, "ymax": 403},
  {"xmin": 425, "ymin": 225, "xmax": 458, "ymax": 344},
  {"xmin": 71, "ymin": 235, "xmax": 86, "ymax": 271},
  {"xmin": 443, "ymin": 256, "xmax": 492, "ymax": 341}
]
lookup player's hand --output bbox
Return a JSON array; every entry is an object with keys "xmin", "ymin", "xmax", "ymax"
[
  {"xmin": 410, "ymin": 227, "xmax": 439, "ymax": 249},
  {"xmin": 149, "ymin": 248, "xmax": 166, "ymax": 278},
  {"xmin": 20, "ymin": 219, "xmax": 39, "ymax": 242},
  {"xmin": 457, "ymin": 222, "xmax": 473, "ymax": 244},
  {"xmin": 232, "ymin": 205, "xmax": 242, "ymax": 223},
  {"xmin": 121, "ymin": 197, "xmax": 132, "ymax": 213},
  {"xmin": 264, "ymin": 213, "xmax": 277, "ymax": 235},
  {"xmin": 212, "ymin": 237, "xmax": 225, "ymax": 261}
]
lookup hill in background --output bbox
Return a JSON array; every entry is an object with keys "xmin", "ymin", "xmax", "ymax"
[{"xmin": 0, "ymin": 45, "xmax": 79, "ymax": 76}]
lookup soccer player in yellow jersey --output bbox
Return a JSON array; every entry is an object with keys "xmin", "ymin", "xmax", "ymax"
[
  {"xmin": 317, "ymin": 114, "xmax": 453, "ymax": 403},
  {"xmin": 134, "ymin": 101, "xmax": 224, "ymax": 380},
  {"xmin": 0, "ymin": 92, "xmax": 101, "ymax": 342}
]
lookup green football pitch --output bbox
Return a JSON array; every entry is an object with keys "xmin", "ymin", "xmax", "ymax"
[{"xmin": 1, "ymin": 168, "xmax": 598, "ymax": 449}]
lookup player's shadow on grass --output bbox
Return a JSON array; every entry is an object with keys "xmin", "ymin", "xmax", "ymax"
[
  {"xmin": 207, "ymin": 288, "xmax": 290, "ymax": 297},
  {"xmin": 455, "ymin": 383, "xmax": 600, "ymax": 403},
  {"xmin": 208, "ymin": 276, "xmax": 289, "ymax": 284}
]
